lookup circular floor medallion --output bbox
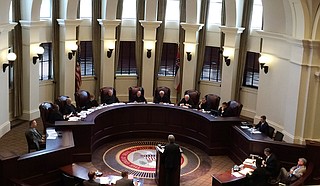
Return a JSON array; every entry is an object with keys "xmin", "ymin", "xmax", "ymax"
[{"xmin": 102, "ymin": 141, "xmax": 200, "ymax": 179}]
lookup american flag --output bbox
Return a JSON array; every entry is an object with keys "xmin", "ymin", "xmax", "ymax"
[
  {"xmin": 174, "ymin": 46, "xmax": 180, "ymax": 91},
  {"xmin": 75, "ymin": 60, "xmax": 82, "ymax": 92}
]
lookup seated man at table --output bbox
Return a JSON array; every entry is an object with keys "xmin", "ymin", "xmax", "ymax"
[
  {"xmin": 154, "ymin": 90, "xmax": 171, "ymax": 104},
  {"xmin": 178, "ymin": 94, "xmax": 195, "ymax": 108},
  {"xmin": 84, "ymin": 94, "xmax": 99, "ymax": 109},
  {"xmin": 246, "ymin": 158, "xmax": 268, "ymax": 186},
  {"xmin": 254, "ymin": 115, "xmax": 269, "ymax": 136},
  {"xmin": 48, "ymin": 104, "xmax": 65, "ymax": 123},
  {"xmin": 217, "ymin": 102, "xmax": 232, "ymax": 117},
  {"xmin": 130, "ymin": 90, "xmax": 146, "ymax": 103},
  {"xmin": 114, "ymin": 171, "xmax": 135, "ymax": 186},
  {"xmin": 103, "ymin": 89, "xmax": 120, "ymax": 105},
  {"xmin": 276, "ymin": 158, "xmax": 307, "ymax": 184},
  {"xmin": 198, "ymin": 97, "xmax": 210, "ymax": 111},
  {"xmin": 25, "ymin": 120, "xmax": 46, "ymax": 151}
]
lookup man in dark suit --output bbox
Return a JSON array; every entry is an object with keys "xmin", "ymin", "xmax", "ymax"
[
  {"xmin": 178, "ymin": 94, "xmax": 195, "ymax": 108},
  {"xmin": 114, "ymin": 171, "xmax": 134, "ymax": 186},
  {"xmin": 255, "ymin": 115, "xmax": 269, "ymax": 135},
  {"xmin": 262, "ymin": 148, "xmax": 280, "ymax": 177},
  {"xmin": 102, "ymin": 89, "xmax": 120, "ymax": 105},
  {"xmin": 48, "ymin": 104, "xmax": 64, "ymax": 123},
  {"xmin": 217, "ymin": 102, "xmax": 233, "ymax": 117},
  {"xmin": 199, "ymin": 97, "xmax": 210, "ymax": 111},
  {"xmin": 130, "ymin": 90, "xmax": 146, "ymax": 103},
  {"xmin": 164, "ymin": 134, "xmax": 181, "ymax": 186},
  {"xmin": 25, "ymin": 120, "xmax": 45, "ymax": 151},
  {"xmin": 154, "ymin": 90, "xmax": 171, "ymax": 104}
]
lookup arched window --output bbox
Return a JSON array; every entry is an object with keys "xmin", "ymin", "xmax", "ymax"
[
  {"xmin": 165, "ymin": 0, "xmax": 180, "ymax": 22},
  {"xmin": 40, "ymin": 0, "xmax": 51, "ymax": 18},
  {"xmin": 122, "ymin": 0, "xmax": 136, "ymax": 19},
  {"xmin": 251, "ymin": 0, "xmax": 263, "ymax": 29},
  {"xmin": 208, "ymin": 0, "xmax": 222, "ymax": 25},
  {"xmin": 80, "ymin": 0, "xmax": 92, "ymax": 18}
]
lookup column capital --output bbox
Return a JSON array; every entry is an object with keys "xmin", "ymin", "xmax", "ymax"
[
  {"xmin": 57, "ymin": 19, "xmax": 83, "ymax": 27},
  {"xmin": 0, "ymin": 23, "xmax": 17, "ymax": 33},
  {"xmin": 219, "ymin": 26, "xmax": 245, "ymax": 35},
  {"xmin": 19, "ymin": 20, "xmax": 49, "ymax": 28},
  {"xmin": 180, "ymin": 23, "xmax": 204, "ymax": 32},
  {"xmin": 98, "ymin": 19, "xmax": 121, "ymax": 28},
  {"xmin": 139, "ymin": 20, "xmax": 162, "ymax": 29}
]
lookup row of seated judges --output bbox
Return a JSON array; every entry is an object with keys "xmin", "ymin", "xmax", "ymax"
[{"xmin": 39, "ymin": 86, "xmax": 243, "ymax": 131}]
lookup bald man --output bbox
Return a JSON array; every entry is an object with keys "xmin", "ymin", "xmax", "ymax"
[
  {"xmin": 178, "ymin": 94, "xmax": 195, "ymax": 108},
  {"xmin": 154, "ymin": 90, "xmax": 171, "ymax": 104}
]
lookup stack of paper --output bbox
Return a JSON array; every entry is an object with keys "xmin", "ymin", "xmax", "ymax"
[{"xmin": 47, "ymin": 129, "xmax": 58, "ymax": 139}]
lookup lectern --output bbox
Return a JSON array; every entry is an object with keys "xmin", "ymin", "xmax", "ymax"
[{"xmin": 155, "ymin": 146, "xmax": 181, "ymax": 186}]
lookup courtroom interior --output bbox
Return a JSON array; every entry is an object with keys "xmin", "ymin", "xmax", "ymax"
[{"xmin": 1, "ymin": 0, "xmax": 320, "ymax": 186}]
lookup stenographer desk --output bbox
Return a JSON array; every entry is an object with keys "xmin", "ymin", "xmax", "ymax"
[{"xmin": 54, "ymin": 104, "xmax": 243, "ymax": 161}]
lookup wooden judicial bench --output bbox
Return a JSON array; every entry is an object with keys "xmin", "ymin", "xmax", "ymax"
[{"xmin": 0, "ymin": 104, "xmax": 319, "ymax": 186}]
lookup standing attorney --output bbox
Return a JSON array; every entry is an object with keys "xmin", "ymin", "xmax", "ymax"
[{"xmin": 164, "ymin": 135, "xmax": 181, "ymax": 186}]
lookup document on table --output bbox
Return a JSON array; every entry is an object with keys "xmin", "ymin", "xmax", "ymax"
[
  {"xmin": 47, "ymin": 129, "xmax": 58, "ymax": 139},
  {"xmin": 231, "ymin": 172, "xmax": 243, "ymax": 177},
  {"xmin": 240, "ymin": 126, "xmax": 249, "ymax": 129},
  {"xmin": 239, "ymin": 168, "xmax": 254, "ymax": 175}
]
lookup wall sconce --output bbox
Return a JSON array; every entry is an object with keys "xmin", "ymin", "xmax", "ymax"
[
  {"xmin": 3, "ymin": 52, "xmax": 17, "ymax": 72},
  {"xmin": 33, "ymin": 46, "xmax": 45, "ymax": 65},
  {"xmin": 223, "ymin": 49, "xmax": 231, "ymax": 66},
  {"xmin": 107, "ymin": 48, "xmax": 113, "ymax": 58},
  {"xmin": 68, "ymin": 44, "xmax": 78, "ymax": 60},
  {"xmin": 186, "ymin": 52, "xmax": 192, "ymax": 61},
  {"xmin": 259, "ymin": 55, "xmax": 269, "ymax": 74},
  {"xmin": 147, "ymin": 49, "xmax": 152, "ymax": 58}
]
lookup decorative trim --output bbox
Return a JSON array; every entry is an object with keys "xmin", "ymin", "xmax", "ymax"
[
  {"xmin": 139, "ymin": 20, "xmax": 162, "ymax": 29},
  {"xmin": 97, "ymin": 19, "xmax": 121, "ymax": 27},
  {"xmin": 57, "ymin": 19, "xmax": 83, "ymax": 27},
  {"xmin": 19, "ymin": 20, "xmax": 49, "ymax": 28},
  {"xmin": 0, "ymin": 23, "xmax": 17, "ymax": 33},
  {"xmin": 180, "ymin": 23, "xmax": 204, "ymax": 32},
  {"xmin": 219, "ymin": 26, "xmax": 245, "ymax": 34}
]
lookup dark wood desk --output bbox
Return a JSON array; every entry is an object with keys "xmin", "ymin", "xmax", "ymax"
[
  {"xmin": 212, "ymin": 169, "xmax": 247, "ymax": 186},
  {"xmin": 55, "ymin": 104, "xmax": 243, "ymax": 161}
]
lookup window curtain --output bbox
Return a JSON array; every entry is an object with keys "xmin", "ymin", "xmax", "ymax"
[
  {"xmin": 195, "ymin": 0, "xmax": 210, "ymax": 91},
  {"xmin": 52, "ymin": 0, "xmax": 60, "ymax": 99},
  {"xmin": 92, "ymin": 0, "xmax": 102, "ymax": 97},
  {"xmin": 114, "ymin": 0, "xmax": 123, "ymax": 79},
  {"xmin": 136, "ymin": 0, "xmax": 145, "ymax": 86},
  {"xmin": 234, "ymin": 0, "xmax": 254, "ymax": 100},
  {"xmin": 12, "ymin": 0, "xmax": 22, "ymax": 117},
  {"xmin": 153, "ymin": 0, "xmax": 167, "ymax": 91},
  {"xmin": 177, "ymin": 0, "xmax": 186, "ymax": 102}
]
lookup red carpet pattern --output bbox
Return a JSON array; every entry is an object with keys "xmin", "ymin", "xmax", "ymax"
[{"xmin": 102, "ymin": 141, "xmax": 200, "ymax": 179}]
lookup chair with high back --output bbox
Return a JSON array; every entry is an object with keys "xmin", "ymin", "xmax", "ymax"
[
  {"xmin": 74, "ymin": 90, "xmax": 91, "ymax": 111},
  {"xmin": 274, "ymin": 131, "xmax": 284, "ymax": 141},
  {"xmin": 129, "ymin": 86, "xmax": 144, "ymax": 102},
  {"xmin": 100, "ymin": 87, "xmax": 117, "ymax": 104},
  {"xmin": 153, "ymin": 86, "xmax": 171, "ymax": 103},
  {"xmin": 39, "ymin": 102, "xmax": 54, "ymax": 133},
  {"xmin": 205, "ymin": 94, "xmax": 221, "ymax": 110},
  {"xmin": 268, "ymin": 126, "xmax": 275, "ymax": 139},
  {"xmin": 55, "ymin": 95, "xmax": 69, "ymax": 114},
  {"xmin": 227, "ymin": 100, "xmax": 243, "ymax": 117},
  {"xmin": 184, "ymin": 89, "xmax": 201, "ymax": 106}
]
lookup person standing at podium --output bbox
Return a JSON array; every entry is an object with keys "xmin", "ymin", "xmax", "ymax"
[{"xmin": 164, "ymin": 134, "xmax": 181, "ymax": 186}]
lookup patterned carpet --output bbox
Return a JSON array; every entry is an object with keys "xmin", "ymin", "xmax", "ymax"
[{"xmin": 101, "ymin": 140, "xmax": 200, "ymax": 179}]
